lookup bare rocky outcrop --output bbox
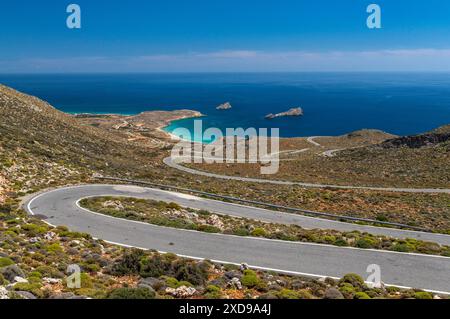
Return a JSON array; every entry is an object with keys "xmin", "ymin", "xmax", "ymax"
[
  {"xmin": 265, "ymin": 107, "xmax": 303, "ymax": 119},
  {"xmin": 381, "ymin": 133, "xmax": 450, "ymax": 149},
  {"xmin": 165, "ymin": 286, "xmax": 197, "ymax": 298},
  {"xmin": 216, "ymin": 102, "xmax": 232, "ymax": 110}
]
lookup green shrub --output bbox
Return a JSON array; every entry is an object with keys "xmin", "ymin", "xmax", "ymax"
[
  {"xmin": 414, "ymin": 291, "xmax": 433, "ymax": 299},
  {"xmin": 339, "ymin": 273, "xmax": 366, "ymax": 290},
  {"xmin": 56, "ymin": 226, "xmax": 69, "ymax": 232},
  {"xmin": 107, "ymin": 287, "xmax": 155, "ymax": 299},
  {"xmin": 354, "ymin": 292, "xmax": 371, "ymax": 299},
  {"xmin": 366, "ymin": 288, "xmax": 383, "ymax": 298},
  {"xmin": 164, "ymin": 276, "xmax": 180, "ymax": 288},
  {"xmin": 385, "ymin": 286, "xmax": 400, "ymax": 293},
  {"xmin": 204, "ymin": 285, "xmax": 222, "ymax": 299},
  {"xmin": 13, "ymin": 282, "xmax": 43, "ymax": 298},
  {"xmin": 34, "ymin": 265, "xmax": 64, "ymax": 278},
  {"xmin": 166, "ymin": 202, "xmax": 181, "ymax": 210},
  {"xmin": 80, "ymin": 261, "xmax": 100, "ymax": 273},
  {"xmin": 197, "ymin": 210, "xmax": 211, "ymax": 217},
  {"xmin": 58, "ymin": 231, "xmax": 91, "ymax": 239},
  {"xmin": 442, "ymin": 248, "xmax": 450, "ymax": 257},
  {"xmin": 339, "ymin": 283, "xmax": 356, "ymax": 296},
  {"xmin": 297, "ymin": 289, "xmax": 314, "ymax": 299},
  {"xmin": 276, "ymin": 289, "xmax": 300, "ymax": 299},
  {"xmin": 334, "ymin": 238, "xmax": 349, "ymax": 246},
  {"xmin": 21, "ymin": 223, "xmax": 48, "ymax": 236},
  {"xmin": 0, "ymin": 203, "xmax": 13, "ymax": 213},
  {"xmin": 355, "ymin": 237, "xmax": 378, "ymax": 249},
  {"xmin": 0, "ymin": 257, "xmax": 14, "ymax": 268},
  {"xmin": 391, "ymin": 242, "xmax": 415, "ymax": 253},
  {"xmin": 233, "ymin": 228, "xmax": 250, "ymax": 236},
  {"xmin": 46, "ymin": 243, "xmax": 63, "ymax": 253},
  {"xmin": 0, "ymin": 274, "xmax": 6, "ymax": 285},
  {"xmin": 172, "ymin": 260, "xmax": 209, "ymax": 286},
  {"xmin": 323, "ymin": 235, "xmax": 336, "ymax": 244},
  {"xmin": 177, "ymin": 280, "xmax": 193, "ymax": 287},
  {"xmin": 196, "ymin": 224, "xmax": 221, "ymax": 233},
  {"xmin": 251, "ymin": 228, "xmax": 267, "ymax": 237},
  {"xmin": 28, "ymin": 275, "xmax": 42, "ymax": 284},
  {"xmin": 111, "ymin": 249, "xmax": 144, "ymax": 275},
  {"xmin": 79, "ymin": 273, "xmax": 93, "ymax": 289},
  {"xmin": 376, "ymin": 214, "xmax": 388, "ymax": 222},
  {"xmin": 5, "ymin": 218, "xmax": 19, "ymax": 225},
  {"xmin": 416, "ymin": 242, "xmax": 442, "ymax": 255},
  {"xmin": 241, "ymin": 270, "xmax": 260, "ymax": 288},
  {"xmin": 28, "ymin": 271, "xmax": 42, "ymax": 279},
  {"xmin": 139, "ymin": 253, "xmax": 172, "ymax": 278}
]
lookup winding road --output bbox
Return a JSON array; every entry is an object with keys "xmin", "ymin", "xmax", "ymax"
[
  {"xmin": 164, "ymin": 156, "xmax": 450, "ymax": 194},
  {"xmin": 25, "ymin": 184, "xmax": 450, "ymax": 293},
  {"xmin": 164, "ymin": 136, "xmax": 450, "ymax": 193}
]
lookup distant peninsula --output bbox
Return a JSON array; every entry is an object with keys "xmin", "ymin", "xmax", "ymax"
[{"xmin": 265, "ymin": 107, "xmax": 303, "ymax": 119}]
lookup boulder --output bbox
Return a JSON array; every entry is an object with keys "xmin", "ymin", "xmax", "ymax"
[
  {"xmin": 15, "ymin": 291, "xmax": 37, "ymax": 299},
  {"xmin": 229, "ymin": 277, "xmax": 243, "ymax": 290},
  {"xmin": 240, "ymin": 263, "xmax": 249, "ymax": 271},
  {"xmin": 66, "ymin": 247, "xmax": 79, "ymax": 255},
  {"xmin": 267, "ymin": 283, "xmax": 282, "ymax": 291},
  {"xmin": 29, "ymin": 237, "xmax": 40, "ymax": 243},
  {"xmin": 13, "ymin": 276, "xmax": 28, "ymax": 284},
  {"xmin": 0, "ymin": 265, "xmax": 25, "ymax": 282},
  {"xmin": 138, "ymin": 277, "xmax": 162, "ymax": 291},
  {"xmin": 165, "ymin": 285, "xmax": 197, "ymax": 298},
  {"xmin": 324, "ymin": 287, "xmax": 345, "ymax": 299},
  {"xmin": 224, "ymin": 270, "xmax": 242, "ymax": 280},
  {"xmin": 0, "ymin": 286, "xmax": 9, "ymax": 299},
  {"xmin": 44, "ymin": 231, "xmax": 57, "ymax": 240},
  {"xmin": 206, "ymin": 215, "xmax": 225, "ymax": 230},
  {"xmin": 43, "ymin": 277, "xmax": 62, "ymax": 285}
]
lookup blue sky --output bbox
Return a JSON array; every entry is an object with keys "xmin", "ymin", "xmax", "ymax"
[{"xmin": 1, "ymin": 0, "xmax": 450, "ymax": 72}]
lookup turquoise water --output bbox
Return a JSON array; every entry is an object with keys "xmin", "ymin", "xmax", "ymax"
[{"xmin": 1, "ymin": 73, "xmax": 450, "ymax": 142}]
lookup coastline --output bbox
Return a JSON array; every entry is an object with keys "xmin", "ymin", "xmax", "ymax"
[
  {"xmin": 70, "ymin": 109, "xmax": 204, "ymax": 142},
  {"xmin": 158, "ymin": 112, "xmax": 205, "ymax": 142}
]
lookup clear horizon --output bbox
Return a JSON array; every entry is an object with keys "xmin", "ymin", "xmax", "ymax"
[{"xmin": 2, "ymin": 0, "xmax": 450, "ymax": 72}]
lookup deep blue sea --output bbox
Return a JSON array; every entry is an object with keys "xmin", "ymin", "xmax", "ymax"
[{"xmin": 1, "ymin": 73, "xmax": 450, "ymax": 141}]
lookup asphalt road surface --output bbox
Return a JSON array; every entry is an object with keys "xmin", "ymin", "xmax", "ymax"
[
  {"xmin": 163, "ymin": 157, "xmax": 450, "ymax": 194},
  {"xmin": 25, "ymin": 184, "xmax": 450, "ymax": 293}
]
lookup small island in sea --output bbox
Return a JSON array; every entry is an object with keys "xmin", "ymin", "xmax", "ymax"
[
  {"xmin": 265, "ymin": 107, "xmax": 303, "ymax": 119},
  {"xmin": 216, "ymin": 102, "xmax": 232, "ymax": 110}
]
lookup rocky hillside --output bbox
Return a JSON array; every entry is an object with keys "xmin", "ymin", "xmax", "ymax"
[
  {"xmin": 0, "ymin": 84, "xmax": 448, "ymax": 299},
  {"xmin": 328, "ymin": 126, "xmax": 450, "ymax": 187},
  {"xmin": 0, "ymin": 85, "xmax": 175, "ymax": 194},
  {"xmin": 0, "ymin": 85, "xmax": 152, "ymax": 168},
  {"xmin": 381, "ymin": 125, "xmax": 450, "ymax": 149}
]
